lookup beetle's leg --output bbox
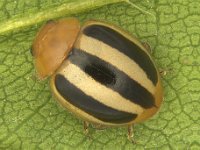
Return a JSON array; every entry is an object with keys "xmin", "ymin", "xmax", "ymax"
[
  {"xmin": 142, "ymin": 42, "xmax": 152, "ymax": 54},
  {"xmin": 46, "ymin": 19, "xmax": 56, "ymax": 25},
  {"xmin": 159, "ymin": 68, "xmax": 173, "ymax": 76},
  {"xmin": 30, "ymin": 46, "xmax": 34, "ymax": 56},
  {"xmin": 83, "ymin": 121, "xmax": 93, "ymax": 140},
  {"xmin": 83, "ymin": 121, "xmax": 90, "ymax": 134},
  {"xmin": 127, "ymin": 124, "xmax": 136, "ymax": 143},
  {"xmin": 159, "ymin": 69, "xmax": 167, "ymax": 76}
]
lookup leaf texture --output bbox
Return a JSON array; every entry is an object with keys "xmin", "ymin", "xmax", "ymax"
[{"xmin": 0, "ymin": 0, "xmax": 199, "ymax": 149}]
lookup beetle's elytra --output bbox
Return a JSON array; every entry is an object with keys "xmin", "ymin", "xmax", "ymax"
[{"xmin": 32, "ymin": 18, "xmax": 163, "ymax": 141}]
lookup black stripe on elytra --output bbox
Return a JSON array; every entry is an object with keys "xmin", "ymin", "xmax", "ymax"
[
  {"xmin": 84, "ymin": 62, "xmax": 116, "ymax": 86},
  {"xmin": 55, "ymin": 74, "xmax": 137, "ymax": 124},
  {"xmin": 69, "ymin": 48, "xmax": 155, "ymax": 109},
  {"xmin": 83, "ymin": 24, "xmax": 158, "ymax": 85}
]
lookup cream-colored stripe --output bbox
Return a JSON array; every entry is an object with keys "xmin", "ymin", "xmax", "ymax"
[
  {"xmin": 76, "ymin": 35, "xmax": 155, "ymax": 94},
  {"xmin": 60, "ymin": 62, "xmax": 144, "ymax": 114},
  {"xmin": 51, "ymin": 76, "xmax": 112, "ymax": 125},
  {"xmin": 50, "ymin": 77, "xmax": 115, "ymax": 126}
]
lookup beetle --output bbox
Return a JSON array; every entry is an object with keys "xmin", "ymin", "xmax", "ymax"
[{"xmin": 32, "ymin": 18, "xmax": 163, "ymax": 142}]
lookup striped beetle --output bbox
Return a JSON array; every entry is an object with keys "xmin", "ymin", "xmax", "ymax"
[{"xmin": 32, "ymin": 18, "xmax": 163, "ymax": 141}]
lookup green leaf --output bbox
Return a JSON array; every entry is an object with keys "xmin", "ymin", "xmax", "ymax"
[{"xmin": 0, "ymin": 0, "xmax": 199, "ymax": 149}]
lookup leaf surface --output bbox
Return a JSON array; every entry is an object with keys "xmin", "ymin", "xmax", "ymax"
[{"xmin": 0, "ymin": 0, "xmax": 199, "ymax": 149}]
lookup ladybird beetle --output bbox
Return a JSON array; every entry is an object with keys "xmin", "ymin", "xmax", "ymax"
[{"xmin": 32, "ymin": 18, "xmax": 163, "ymax": 141}]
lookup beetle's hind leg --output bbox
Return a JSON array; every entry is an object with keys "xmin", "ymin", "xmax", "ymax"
[
  {"xmin": 159, "ymin": 68, "xmax": 173, "ymax": 76},
  {"xmin": 83, "ymin": 121, "xmax": 90, "ymax": 134},
  {"xmin": 83, "ymin": 121, "xmax": 94, "ymax": 140},
  {"xmin": 127, "ymin": 124, "xmax": 136, "ymax": 144},
  {"xmin": 142, "ymin": 42, "xmax": 152, "ymax": 54}
]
